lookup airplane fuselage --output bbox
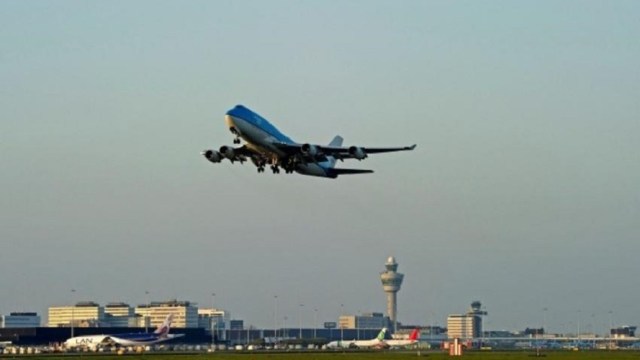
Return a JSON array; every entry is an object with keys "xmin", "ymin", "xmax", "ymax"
[
  {"xmin": 225, "ymin": 108, "xmax": 336, "ymax": 177},
  {"xmin": 65, "ymin": 333, "xmax": 177, "ymax": 349}
]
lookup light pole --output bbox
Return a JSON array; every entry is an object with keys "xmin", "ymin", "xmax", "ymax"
[
  {"xmin": 356, "ymin": 310, "xmax": 360, "ymax": 340},
  {"xmin": 211, "ymin": 292, "xmax": 216, "ymax": 345},
  {"xmin": 274, "ymin": 295, "xmax": 278, "ymax": 340},
  {"xmin": 283, "ymin": 316, "xmax": 288, "ymax": 340},
  {"xmin": 340, "ymin": 304, "xmax": 344, "ymax": 342},
  {"xmin": 299, "ymin": 304, "xmax": 304, "ymax": 339},
  {"xmin": 145, "ymin": 290, "xmax": 150, "ymax": 333},
  {"xmin": 313, "ymin": 309, "xmax": 318, "ymax": 339},
  {"xmin": 608, "ymin": 310, "xmax": 613, "ymax": 349},
  {"xmin": 543, "ymin": 307, "xmax": 548, "ymax": 336},
  {"xmin": 70, "ymin": 289, "xmax": 76, "ymax": 338},
  {"xmin": 577, "ymin": 310, "xmax": 581, "ymax": 341}
]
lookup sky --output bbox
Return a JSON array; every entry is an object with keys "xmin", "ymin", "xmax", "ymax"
[{"xmin": 1, "ymin": 0, "xmax": 639, "ymax": 334}]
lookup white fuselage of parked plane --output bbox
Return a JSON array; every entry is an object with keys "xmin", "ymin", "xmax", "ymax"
[
  {"xmin": 64, "ymin": 334, "xmax": 180, "ymax": 349},
  {"xmin": 326, "ymin": 338, "xmax": 386, "ymax": 349}
]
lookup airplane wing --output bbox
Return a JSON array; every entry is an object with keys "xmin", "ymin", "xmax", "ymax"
[
  {"xmin": 108, "ymin": 334, "xmax": 158, "ymax": 345},
  {"xmin": 108, "ymin": 333, "xmax": 184, "ymax": 346},
  {"xmin": 273, "ymin": 142, "xmax": 416, "ymax": 161},
  {"xmin": 202, "ymin": 145, "xmax": 262, "ymax": 164}
]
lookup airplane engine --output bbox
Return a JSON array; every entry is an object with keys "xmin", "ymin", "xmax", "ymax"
[
  {"xmin": 219, "ymin": 146, "xmax": 236, "ymax": 160},
  {"xmin": 301, "ymin": 143, "xmax": 318, "ymax": 157},
  {"xmin": 202, "ymin": 149, "xmax": 223, "ymax": 163},
  {"xmin": 349, "ymin": 146, "xmax": 367, "ymax": 160}
]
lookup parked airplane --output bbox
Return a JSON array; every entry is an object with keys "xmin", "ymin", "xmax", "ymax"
[
  {"xmin": 326, "ymin": 328, "xmax": 387, "ymax": 349},
  {"xmin": 202, "ymin": 105, "xmax": 416, "ymax": 178},
  {"xmin": 64, "ymin": 314, "xmax": 183, "ymax": 350},
  {"xmin": 384, "ymin": 328, "xmax": 420, "ymax": 348}
]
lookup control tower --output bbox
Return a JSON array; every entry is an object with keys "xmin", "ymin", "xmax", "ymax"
[{"xmin": 380, "ymin": 256, "xmax": 404, "ymax": 331}]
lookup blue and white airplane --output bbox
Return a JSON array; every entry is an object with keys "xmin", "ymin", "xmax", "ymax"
[
  {"xmin": 64, "ymin": 314, "xmax": 183, "ymax": 350},
  {"xmin": 202, "ymin": 105, "xmax": 416, "ymax": 178}
]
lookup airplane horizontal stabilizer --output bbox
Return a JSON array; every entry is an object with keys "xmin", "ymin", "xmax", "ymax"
[{"xmin": 329, "ymin": 168, "xmax": 374, "ymax": 176}]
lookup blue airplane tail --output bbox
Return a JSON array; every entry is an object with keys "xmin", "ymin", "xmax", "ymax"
[
  {"xmin": 325, "ymin": 136, "xmax": 343, "ymax": 169},
  {"xmin": 325, "ymin": 135, "xmax": 373, "ymax": 176},
  {"xmin": 328, "ymin": 135, "xmax": 343, "ymax": 147}
]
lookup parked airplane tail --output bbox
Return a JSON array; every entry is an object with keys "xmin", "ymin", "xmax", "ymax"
[
  {"xmin": 409, "ymin": 328, "xmax": 420, "ymax": 341},
  {"xmin": 153, "ymin": 314, "xmax": 173, "ymax": 336},
  {"xmin": 377, "ymin": 328, "xmax": 388, "ymax": 341}
]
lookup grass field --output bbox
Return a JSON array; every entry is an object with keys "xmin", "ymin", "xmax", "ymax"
[{"xmin": 4, "ymin": 351, "xmax": 640, "ymax": 360}]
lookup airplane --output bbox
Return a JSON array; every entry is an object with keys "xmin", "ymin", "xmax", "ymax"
[
  {"xmin": 384, "ymin": 328, "xmax": 420, "ymax": 348},
  {"xmin": 202, "ymin": 105, "xmax": 416, "ymax": 178},
  {"xmin": 64, "ymin": 314, "xmax": 183, "ymax": 350},
  {"xmin": 326, "ymin": 328, "xmax": 387, "ymax": 349}
]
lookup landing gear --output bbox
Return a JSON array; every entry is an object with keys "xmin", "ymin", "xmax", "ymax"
[
  {"xmin": 230, "ymin": 127, "xmax": 241, "ymax": 144},
  {"xmin": 255, "ymin": 158, "xmax": 293, "ymax": 175},
  {"xmin": 279, "ymin": 157, "xmax": 296, "ymax": 174}
]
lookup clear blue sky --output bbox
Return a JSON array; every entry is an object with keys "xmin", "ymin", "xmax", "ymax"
[{"xmin": 1, "ymin": 0, "xmax": 639, "ymax": 334}]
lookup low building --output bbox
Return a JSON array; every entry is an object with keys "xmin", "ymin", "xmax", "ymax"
[
  {"xmin": 339, "ymin": 312, "xmax": 390, "ymax": 330},
  {"xmin": 612, "ymin": 326, "xmax": 637, "ymax": 338},
  {"xmin": 198, "ymin": 308, "xmax": 229, "ymax": 341},
  {"xmin": 104, "ymin": 302, "xmax": 133, "ymax": 317},
  {"xmin": 447, "ymin": 301, "xmax": 487, "ymax": 340},
  {"xmin": 48, "ymin": 302, "xmax": 104, "ymax": 327},
  {"xmin": 135, "ymin": 299, "xmax": 198, "ymax": 328},
  {"xmin": 0, "ymin": 312, "xmax": 41, "ymax": 328},
  {"xmin": 103, "ymin": 302, "xmax": 135, "ymax": 327},
  {"xmin": 447, "ymin": 314, "xmax": 476, "ymax": 339},
  {"xmin": 230, "ymin": 319, "xmax": 244, "ymax": 330},
  {"xmin": 197, "ymin": 308, "xmax": 229, "ymax": 331}
]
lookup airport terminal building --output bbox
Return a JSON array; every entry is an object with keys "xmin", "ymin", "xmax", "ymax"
[
  {"xmin": 135, "ymin": 300, "xmax": 198, "ymax": 328},
  {"xmin": 0, "ymin": 313, "xmax": 40, "ymax": 328},
  {"xmin": 48, "ymin": 302, "xmax": 104, "ymax": 327},
  {"xmin": 338, "ymin": 312, "xmax": 390, "ymax": 330}
]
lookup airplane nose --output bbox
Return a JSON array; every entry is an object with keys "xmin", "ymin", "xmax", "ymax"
[
  {"xmin": 224, "ymin": 115, "xmax": 234, "ymax": 127},
  {"xmin": 225, "ymin": 115, "xmax": 240, "ymax": 131}
]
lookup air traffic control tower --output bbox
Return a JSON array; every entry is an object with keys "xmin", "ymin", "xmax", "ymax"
[{"xmin": 380, "ymin": 256, "xmax": 404, "ymax": 331}]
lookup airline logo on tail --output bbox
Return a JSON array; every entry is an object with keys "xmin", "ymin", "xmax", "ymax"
[
  {"xmin": 154, "ymin": 314, "xmax": 173, "ymax": 337},
  {"xmin": 377, "ymin": 328, "xmax": 388, "ymax": 341}
]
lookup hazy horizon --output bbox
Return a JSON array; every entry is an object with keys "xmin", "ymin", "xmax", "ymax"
[{"xmin": 1, "ymin": 1, "xmax": 639, "ymax": 334}]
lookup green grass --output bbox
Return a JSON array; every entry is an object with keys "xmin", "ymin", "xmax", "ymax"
[{"xmin": 5, "ymin": 351, "xmax": 640, "ymax": 360}]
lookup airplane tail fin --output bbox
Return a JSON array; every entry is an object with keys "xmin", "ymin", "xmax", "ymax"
[
  {"xmin": 154, "ymin": 314, "xmax": 173, "ymax": 336},
  {"xmin": 376, "ymin": 328, "xmax": 387, "ymax": 341},
  {"xmin": 325, "ymin": 136, "xmax": 344, "ymax": 169},
  {"xmin": 409, "ymin": 328, "xmax": 420, "ymax": 340},
  {"xmin": 328, "ymin": 135, "xmax": 343, "ymax": 147}
]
